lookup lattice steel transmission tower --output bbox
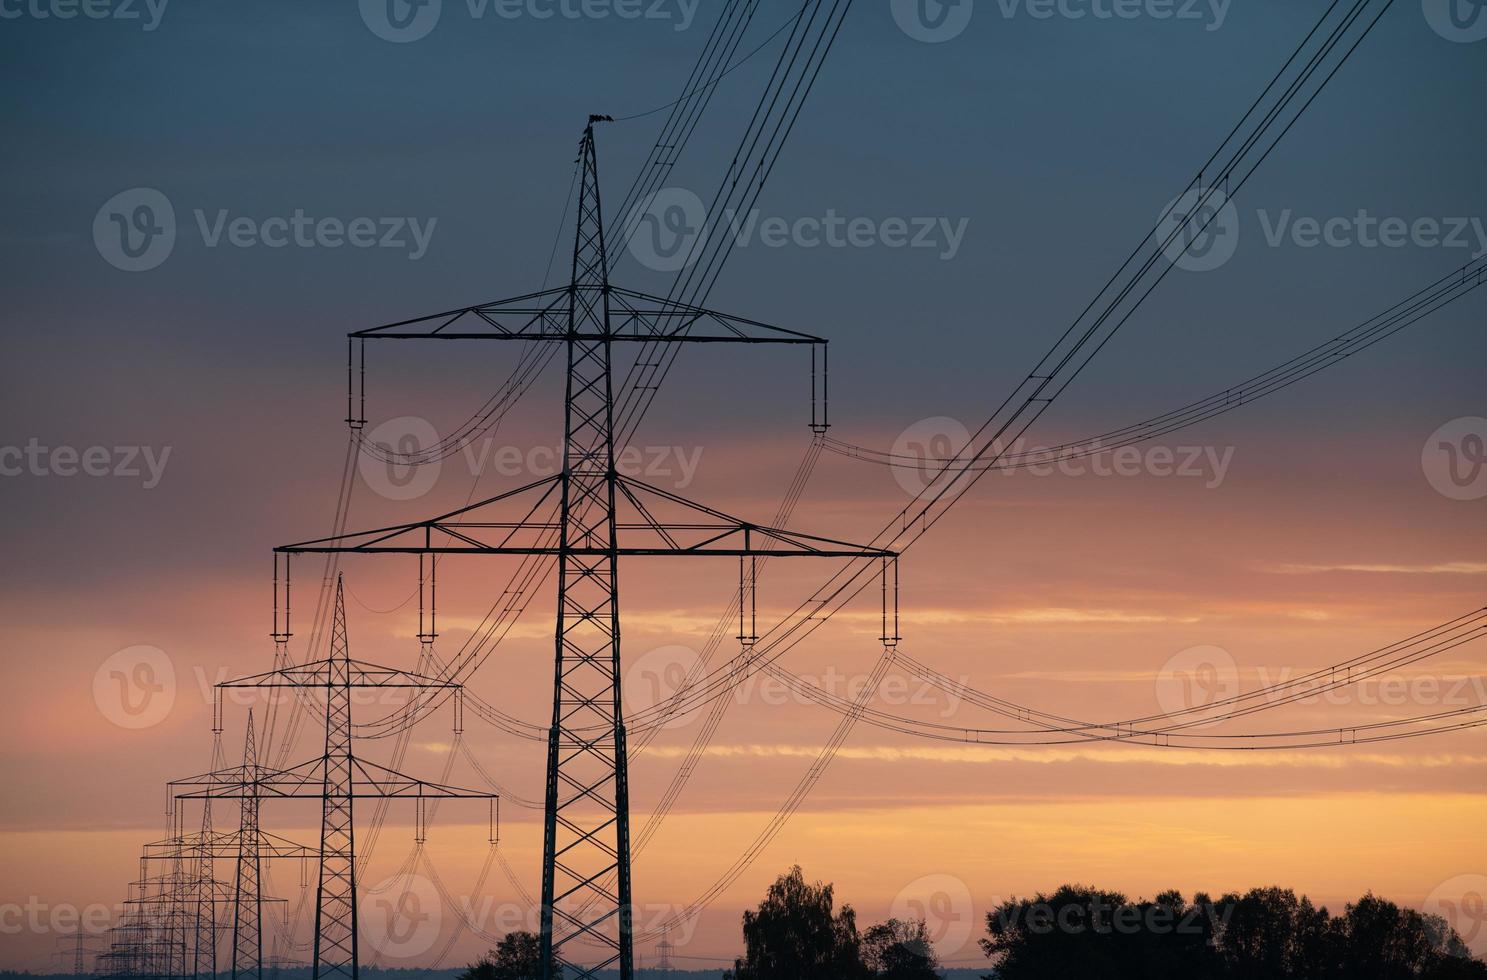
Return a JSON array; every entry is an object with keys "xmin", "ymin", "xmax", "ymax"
[
  {"xmin": 654, "ymin": 926, "xmax": 674, "ymax": 972},
  {"xmin": 232, "ymin": 714, "xmax": 264, "ymax": 980},
  {"xmin": 175, "ymin": 577, "xmax": 496, "ymax": 980},
  {"xmin": 313, "ymin": 584, "xmax": 356, "ymax": 980},
  {"xmin": 277, "ymin": 119, "xmax": 894, "ymax": 980}
]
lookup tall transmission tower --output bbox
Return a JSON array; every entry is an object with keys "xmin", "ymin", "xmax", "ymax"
[
  {"xmin": 174, "ymin": 578, "xmax": 496, "ymax": 980},
  {"xmin": 277, "ymin": 119, "xmax": 895, "ymax": 980}
]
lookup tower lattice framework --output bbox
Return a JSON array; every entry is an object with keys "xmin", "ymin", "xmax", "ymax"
[{"xmin": 276, "ymin": 120, "xmax": 895, "ymax": 980}]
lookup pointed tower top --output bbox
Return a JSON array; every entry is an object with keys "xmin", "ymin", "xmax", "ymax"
[
  {"xmin": 571, "ymin": 123, "xmax": 609, "ymax": 299},
  {"xmin": 241, "ymin": 709, "xmax": 258, "ymax": 769},
  {"xmin": 329, "ymin": 574, "xmax": 350, "ymax": 665}
]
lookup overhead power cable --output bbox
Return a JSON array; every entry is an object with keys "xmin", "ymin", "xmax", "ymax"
[{"xmin": 822, "ymin": 257, "xmax": 1487, "ymax": 473}]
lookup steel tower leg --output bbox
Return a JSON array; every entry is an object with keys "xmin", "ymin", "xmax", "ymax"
[
  {"xmin": 193, "ymin": 731, "xmax": 222, "ymax": 980},
  {"xmin": 231, "ymin": 716, "xmax": 263, "ymax": 980},
  {"xmin": 313, "ymin": 579, "xmax": 357, "ymax": 980},
  {"xmin": 540, "ymin": 121, "xmax": 633, "ymax": 980}
]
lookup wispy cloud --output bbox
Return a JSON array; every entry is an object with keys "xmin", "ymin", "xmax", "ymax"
[
  {"xmin": 1263, "ymin": 562, "xmax": 1487, "ymax": 575},
  {"xmin": 842, "ymin": 607, "xmax": 1204, "ymax": 627}
]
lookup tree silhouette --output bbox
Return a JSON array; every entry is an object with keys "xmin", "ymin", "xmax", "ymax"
[
  {"xmin": 862, "ymin": 918, "xmax": 940, "ymax": 979},
  {"xmin": 458, "ymin": 931, "xmax": 560, "ymax": 980},
  {"xmin": 1210, "ymin": 886, "xmax": 1335, "ymax": 978},
  {"xmin": 981, "ymin": 885, "xmax": 1487, "ymax": 980},
  {"xmin": 980, "ymin": 884, "xmax": 1223, "ymax": 980},
  {"xmin": 725, "ymin": 866, "xmax": 866, "ymax": 980}
]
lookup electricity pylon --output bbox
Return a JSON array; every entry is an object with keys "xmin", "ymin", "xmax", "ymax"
[
  {"xmin": 55, "ymin": 931, "xmax": 106, "ymax": 976},
  {"xmin": 233, "ymin": 714, "xmax": 264, "ymax": 980},
  {"xmin": 174, "ymin": 578, "xmax": 496, "ymax": 980},
  {"xmin": 96, "ymin": 865, "xmax": 259, "ymax": 980},
  {"xmin": 655, "ymin": 926, "xmax": 674, "ymax": 972},
  {"xmin": 139, "ymin": 803, "xmax": 314, "ymax": 980},
  {"xmin": 277, "ymin": 119, "xmax": 894, "ymax": 980}
]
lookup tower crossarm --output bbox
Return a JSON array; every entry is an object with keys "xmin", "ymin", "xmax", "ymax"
[
  {"xmin": 348, "ymin": 285, "xmax": 824, "ymax": 345},
  {"xmin": 141, "ymin": 830, "xmax": 315, "ymax": 862},
  {"xmin": 217, "ymin": 660, "xmax": 461, "ymax": 689},
  {"xmin": 172, "ymin": 755, "xmax": 497, "ymax": 802},
  {"xmin": 275, "ymin": 475, "xmax": 894, "ymax": 559}
]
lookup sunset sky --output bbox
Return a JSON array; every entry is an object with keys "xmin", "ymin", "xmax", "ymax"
[{"xmin": 1, "ymin": 0, "xmax": 1484, "ymax": 973}]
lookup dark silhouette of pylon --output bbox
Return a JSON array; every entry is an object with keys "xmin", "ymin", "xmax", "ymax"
[
  {"xmin": 536, "ymin": 119, "xmax": 635, "ymax": 979},
  {"xmin": 276, "ymin": 120, "xmax": 894, "ymax": 980},
  {"xmin": 655, "ymin": 926, "xmax": 674, "ymax": 972},
  {"xmin": 175, "ymin": 576, "xmax": 494, "ymax": 980},
  {"xmin": 232, "ymin": 713, "xmax": 263, "ymax": 980},
  {"xmin": 193, "ymin": 730, "xmax": 226, "ymax": 980},
  {"xmin": 312, "ymin": 578, "xmax": 357, "ymax": 980}
]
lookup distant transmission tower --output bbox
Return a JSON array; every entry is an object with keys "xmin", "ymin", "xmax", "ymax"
[
  {"xmin": 175, "ymin": 578, "xmax": 496, "ymax": 980},
  {"xmin": 232, "ymin": 713, "xmax": 264, "ymax": 980},
  {"xmin": 654, "ymin": 926, "xmax": 674, "ymax": 972},
  {"xmin": 278, "ymin": 119, "xmax": 895, "ymax": 980}
]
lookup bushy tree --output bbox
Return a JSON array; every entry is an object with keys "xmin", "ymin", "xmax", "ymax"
[
  {"xmin": 1338, "ymin": 893, "xmax": 1486, "ymax": 980},
  {"xmin": 725, "ymin": 866, "xmax": 867, "ymax": 980},
  {"xmin": 982, "ymin": 884, "xmax": 1487, "ymax": 980},
  {"xmin": 458, "ymin": 931, "xmax": 560, "ymax": 980},
  {"xmin": 980, "ymin": 885, "xmax": 1223, "ymax": 980},
  {"xmin": 862, "ymin": 917, "xmax": 940, "ymax": 979},
  {"xmin": 1210, "ymin": 886, "xmax": 1337, "ymax": 979}
]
